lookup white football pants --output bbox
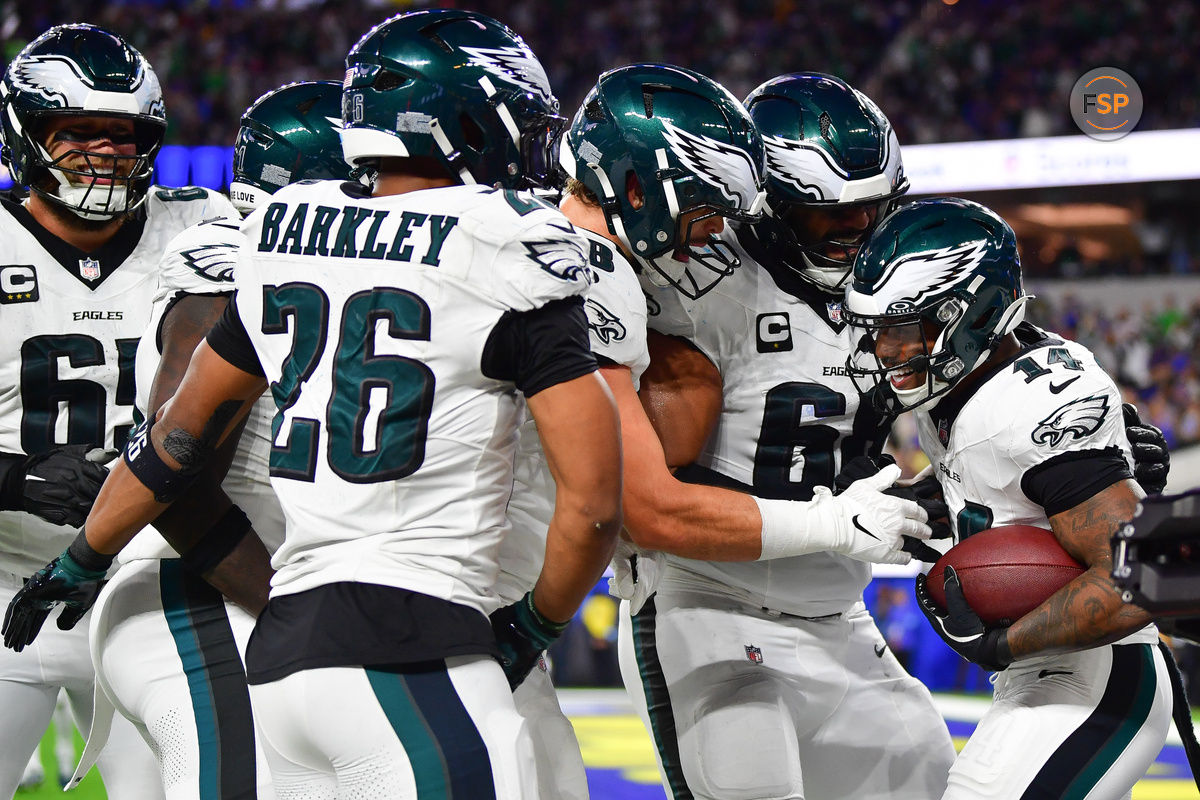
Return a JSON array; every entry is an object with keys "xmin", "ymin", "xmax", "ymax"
[
  {"xmin": 945, "ymin": 642, "xmax": 1171, "ymax": 800},
  {"xmin": 0, "ymin": 570, "xmax": 164, "ymax": 800},
  {"xmin": 513, "ymin": 654, "xmax": 588, "ymax": 800},
  {"xmin": 84, "ymin": 556, "xmax": 273, "ymax": 800},
  {"xmin": 619, "ymin": 588, "xmax": 956, "ymax": 800},
  {"xmin": 249, "ymin": 656, "xmax": 536, "ymax": 800}
]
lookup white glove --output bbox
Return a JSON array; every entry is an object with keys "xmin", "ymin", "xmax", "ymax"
[
  {"xmin": 608, "ymin": 537, "xmax": 664, "ymax": 615},
  {"xmin": 756, "ymin": 464, "xmax": 931, "ymax": 565}
]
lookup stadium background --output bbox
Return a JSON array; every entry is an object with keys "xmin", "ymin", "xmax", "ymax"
[{"xmin": 5, "ymin": 0, "xmax": 1200, "ymax": 797}]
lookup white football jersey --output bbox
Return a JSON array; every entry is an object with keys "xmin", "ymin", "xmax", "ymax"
[
  {"xmin": 232, "ymin": 182, "xmax": 592, "ymax": 613},
  {"xmin": 496, "ymin": 228, "xmax": 649, "ymax": 607},
  {"xmin": 913, "ymin": 330, "xmax": 1156, "ymax": 646},
  {"xmin": 0, "ymin": 187, "xmax": 237, "ymax": 576},
  {"xmin": 124, "ymin": 214, "xmax": 285, "ymax": 562},
  {"xmin": 643, "ymin": 229, "xmax": 890, "ymax": 617}
]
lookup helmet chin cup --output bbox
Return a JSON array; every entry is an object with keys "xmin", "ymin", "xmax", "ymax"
[
  {"xmin": 55, "ymin": 183, "xmax": 128, "ymax": 220},
  {"xmin": 41, "ymin": 157, "xmax": 135, "ymax": 220},
  {"xmin": 798, "ymin": 254, "xmax": 852, "ymax": 292}
]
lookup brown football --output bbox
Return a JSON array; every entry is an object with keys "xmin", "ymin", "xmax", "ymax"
[{"xmin": 927, "ymin": 525, "xmax": 1086, "ymax": 626}]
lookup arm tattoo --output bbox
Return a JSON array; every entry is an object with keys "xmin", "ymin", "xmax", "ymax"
[
  {"xmin": 159, "ymin": 400, "xmax": 245, "ymax": 477},
  {"xmin": 1006, "ymin": 480, "xmax": 1153, "ymax": 660},
  {"xmin": 161, "ymin": 428, "xmax": 206, "ymax": 476},
  {"xmin": 202, "ymin": 400, "xmax": 245, "ymax": 448}
]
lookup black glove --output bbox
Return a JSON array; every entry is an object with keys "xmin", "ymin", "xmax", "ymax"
[
  {"xmin": 836, "ymin": 455, "xmax": 951, "ymax": 561},
  {"xmin": 1123, "ymin": 403, "xmax": 1169, "ymax": 496},
  {"xmin": 489, "ymin": 591, "xmax": 569, "ymax": 690},
  {"xmin": 0, "ymin": 445, "xmax": 114, "ymax": 527},
  {"xmin": 3, "ymin": 539, "xmax": 111, "ymax": 652},
  {"xmin": 916, "ymin": 564, "xmax": 1013, "ymax": 672}
]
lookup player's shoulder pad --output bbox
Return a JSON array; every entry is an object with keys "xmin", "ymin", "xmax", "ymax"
[
  {"xmin": 159, "ymin": 214, "xmax": 246, "ymax": 293},
  {"xmin": 147, "ymin": 186, "xmax": 239, "ymax": 230},
  {"xmin": 575, "ymin": 229, "xmax": 650, "ymax": 375},
  {"xmin": 977, "ymin": 338, "xmax": 1126, "ymax": 465},
  {"xmin": 237, "ymin": 178, "xmax": 349, "ymax": 236},
  {"xmin": 463, "ymin": 188, "xmax": 595, "ymax": 312}
]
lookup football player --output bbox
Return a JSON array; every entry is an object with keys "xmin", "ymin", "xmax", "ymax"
[
  {"xmin": 616, "ymin": 73, "xmax": 1171, "ymax": 799},
  {"xmin": 63, "ymin": 81, "xmax": 358, "ymax": 800},
  {"xmin": 845, "ymin": 198, "xmax": 1175, "ymax": 798},
  {"xmin": 615, "ymin": 72, "xmax": 956, "ymax": 799},
  {"xmin": 0, "ymin": 23, "xmax": 235, "ymax": 799},
  {"xmin": 5, "ymin": 10, "xmax": 621, "ymax": 799},
  {"xmin": 499, "ymin": 62, "xmax": 775, "ymax": 798}
]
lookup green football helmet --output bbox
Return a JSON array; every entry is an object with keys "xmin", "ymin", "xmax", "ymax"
[
  {"xmin": 560, "ymin": 63, "xmax": 766, "ymax": 299},
  {"xmin": 230, "ymin": 81, "xmax": 361, "ymax": 213},
  {"xmin": 843, "ymin": 198, "xmax": 1029, "ymax": 412},
  {"xmin": 745, "ymin": 73, "xmax": 908, "ymax": 294},
  {"xmin": 0, "ymin": 24, "xmax": 166, "ymax": 219},
  {"xmin": 340, "ymin": 9, "xmax": 563, "ymax": 190}
]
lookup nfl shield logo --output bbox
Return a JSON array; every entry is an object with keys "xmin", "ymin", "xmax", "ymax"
[
  {"xmin": 745, "ymin": 645, "xmax": 764, "ymax": 664},
  {"xmin": 826, "ymin": 302, "xmax": 843, "ymax": 324},
  {"xmin": 938, "ymin": 417, "xmax": 951, "ymax": 447},
  {"xmin": 79, "ymin": 258, "xmax": 101, "ymax": 280}
]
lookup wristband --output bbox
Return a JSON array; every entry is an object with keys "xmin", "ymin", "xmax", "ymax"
[
  {"xmin": 754, "ymin": 495, "xmax": 838, "ymax": 561},
  {"xmin": 519, "ymin": 591, "xmax": 569, "ymax": 649},
  {"xmin": 66, "ymin": 530, "xmax": 115, "ymax": 575}
]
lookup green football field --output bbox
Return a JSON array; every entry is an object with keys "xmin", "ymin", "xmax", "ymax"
[{"xmin": 15, "ymin": 722, "xmax": 103, "ymax": 800}]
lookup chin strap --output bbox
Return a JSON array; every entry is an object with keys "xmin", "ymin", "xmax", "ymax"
[{"xmin": 995, "ymin": 294, "xmax": 1032, "ymax": 338}]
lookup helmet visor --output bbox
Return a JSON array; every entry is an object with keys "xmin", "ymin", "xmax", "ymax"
[{"xmin": 514, "ymin": 104, "xmax": 566, "ymax": 191}]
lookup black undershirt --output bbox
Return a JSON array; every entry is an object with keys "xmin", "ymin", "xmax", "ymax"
[
  {"xmin": 244, "ymin": 582, "xmax": 499, "ymax": 683},
  {"xmin": 1022, "ymin": 446, "xmax": 1132, "ymax": 518}
]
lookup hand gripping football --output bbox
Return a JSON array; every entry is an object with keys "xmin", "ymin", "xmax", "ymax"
[{"xmin": 926, "ymin": 525, "xmax": 1085, "ymax": 626}]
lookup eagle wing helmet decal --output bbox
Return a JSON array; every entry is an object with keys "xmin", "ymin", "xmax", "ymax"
[
  {"xmin": 762, "ymin": 134, "xmax": 840, "ymax": 201},
  {"xmin": 874, "ymin": 239, "xmax": 989, "ymax": 309},
  {"xmin": 461, "ymin": 45, "xmax": 555, "ymax": 108},
  {"xmin": 660, "ymin": 118, "xmax": 761, "ymax": 208},
  {"xmin": 1032, "ymin": 394, "xmax": 1110, "ymax": 448},
  {"xmin": 7, "ymin": 55, "xmax": 91, "ymax": 107}
]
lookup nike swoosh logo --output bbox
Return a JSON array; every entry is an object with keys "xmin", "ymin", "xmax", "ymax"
[
  {"xmin": 874, "ymin": 644, "xmax": 887, "ymax": 658},
  {"xmin": 1038, "ymin": 669, "xmax": 1074, "ymax": 679},
  {"xmin": 852, "ymin": 515, "xmax": 880, "ymax": 540},
  {"xmin": 1049, "ymin": 376, "xmax": 1081, "ymax": 394}
]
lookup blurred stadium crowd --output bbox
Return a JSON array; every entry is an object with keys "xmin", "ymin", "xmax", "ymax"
[
  {"xmin": 4, "ymin": 0, "xmax": 1197, "ymax": 147},
  {"xmin": 3, "ymin": 0, "xmax": 1197, "ymax": 444}
]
